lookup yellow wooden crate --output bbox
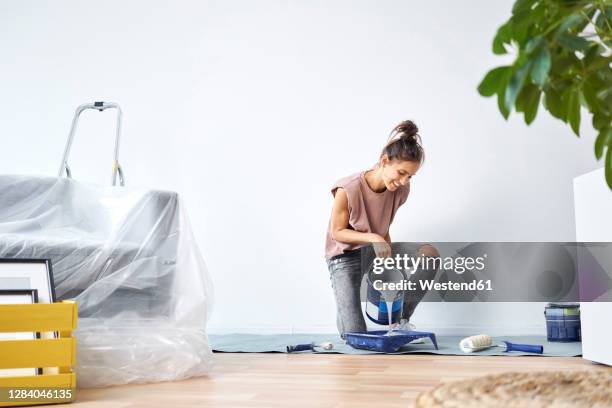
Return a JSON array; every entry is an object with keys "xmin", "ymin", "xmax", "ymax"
[{"xmin": 0, "ymin": 301, "xmax": 77, "ymax": 407}]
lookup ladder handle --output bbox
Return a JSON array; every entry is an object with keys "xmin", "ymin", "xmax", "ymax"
[{"xmin": 58, "ymin": 102, "xmax": 125, "ymax": 186}]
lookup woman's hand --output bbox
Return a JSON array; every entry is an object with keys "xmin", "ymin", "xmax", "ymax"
[{"xmin": 368, "ymin": 233, "xmax": 392, "ymax": 259}]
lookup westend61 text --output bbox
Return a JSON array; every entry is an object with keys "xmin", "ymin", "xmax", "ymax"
[{"xmin": 372, "ymin": 279, "xmax": 493, "ymax": 292}]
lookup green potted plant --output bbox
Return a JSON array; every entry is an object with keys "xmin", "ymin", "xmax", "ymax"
[{"xmin": 478, "ymin": 0, "xmax": 612, "ymax": 189}]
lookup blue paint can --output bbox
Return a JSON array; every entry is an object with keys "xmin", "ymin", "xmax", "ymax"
[
  {"xmin": 365, "ymin": 267, "xmax": 406, "ymax": 325},
  {"xmin": 365, "ymin": 289, "xmax": 403, "ymax": 325},
  {"xmin": 544, "ymin": 303, "xmax": 581, "ymax": 342}
]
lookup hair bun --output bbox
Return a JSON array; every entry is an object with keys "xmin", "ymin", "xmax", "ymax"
[
  {"xmin": 382, "ymin": 119, "xmax": 424, "ymax": 163},
  {"xmin": 396, "ymin": 120, "xmax": 418, "ymax": 138}
]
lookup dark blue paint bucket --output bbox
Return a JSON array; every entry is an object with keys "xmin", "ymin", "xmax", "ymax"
[{"xmin": 544, "ymin": 303, "xmax": 581, "ymax": 342}]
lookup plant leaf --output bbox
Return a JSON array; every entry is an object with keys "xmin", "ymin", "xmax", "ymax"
[
  {"xmin": 544, "ymin": 87, "xmax": 567, "ymax": 121},
  {"xmin": 592, "ymin": 112, "xmax": 611, "ymax": 130},
  {"xmin": 583, "ymin": 43, "xmax": 604, "ymax": 64},
  {"xmin": 556, "ymin": 13, "xmax": 586, "ymax": 36},
  {"xmin": 531, "ymin": 44, "xmax": 551, "ymax": 87},
  {"xmin": 505, "ymin": 62, "xmax": 532, "ymax": 112},
  {"xmin": 498, "ymin": 85, "xmax": 510, "ymax": 120},
  {"xmin": 586, "ymin": 55, "xmax": 612, "ymax": 76},
  {"xmin": 478, "ymin": 66, "xmax": 512, "ymax": 97},
  {"xmin": 606, "ymin": 147, "xmax": 612, "ymax": 190},
  {"xmin": 582, "ymin": 81, "xmax": 600, "ymax": 113},
  {"xmin": 512, "ymin": 4, "xmax": 545, "ymax": 45},
  {"xmin": 526, "ymin": 36, "xmax": 544, "ymax": 54},
  {"xmin": 516, "ymin": 84, "xmax": 541, "ymax": 125},
  {"xmin": 595, "ymin": 5, "xmax": 612, "ymax": 32},
  {"xmin": 557, "ymin": 33, "xmax": 591, "ymax": 52},
  {"xmin": 567, "ymin": 88, "xmax": 581, "ymax": 136},
  {"xmin": 493, "ymin": 67, "xmax": 513, "ymax": 120},
  {"xmin": 493, "ymin": 20, "xmax": 513, "ymax": 55},
  {"xmin": 595, "ymin": 128, "xmax": 612, "ymax": 160},
  {"xmin": 512, "ymin": 0, "xmax": 535, "ymax": 15},
  {"xmin": 550, "ymin": 54, "xmax": 579, "ymax": 77}
]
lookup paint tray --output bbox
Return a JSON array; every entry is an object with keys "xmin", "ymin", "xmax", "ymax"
[{"xmin": 345, "ymin": 330, "xmax": 439, "ymax": 353}]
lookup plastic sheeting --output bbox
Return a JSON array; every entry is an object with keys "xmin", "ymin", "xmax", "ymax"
[{"xmin": 0, "ymin": 175, "xmax": 214, "ymax": 387}]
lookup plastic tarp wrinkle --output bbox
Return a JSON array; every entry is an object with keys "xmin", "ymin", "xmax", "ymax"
[{"xmin": 0, "ymin": 175, "xmax": 214, "ymax": 387}]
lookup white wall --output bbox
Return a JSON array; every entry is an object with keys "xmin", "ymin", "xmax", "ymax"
[{"xmin": 0, "ymin": 0, "xmax": 602, "ymax": 335}]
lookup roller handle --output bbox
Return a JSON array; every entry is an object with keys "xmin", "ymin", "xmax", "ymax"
[
  {"xmin": 503, "ymin": 341, "xmax": 543, "ymax": 354},
  {"xmin": 286, "ymin": 343, "xmax": 314, "ymax": 353}
]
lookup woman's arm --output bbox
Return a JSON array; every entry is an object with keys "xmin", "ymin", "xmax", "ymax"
[{"xmin": 330, "ymin": 188, "xmax": 391, "ymax": 257}]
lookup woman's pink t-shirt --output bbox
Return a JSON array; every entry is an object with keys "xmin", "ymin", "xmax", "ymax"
[{"xmin": 325, "ymin": 169, "xmax": 409, "ymax": 259}]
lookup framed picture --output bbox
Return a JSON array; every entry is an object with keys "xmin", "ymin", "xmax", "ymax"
[
  {"xmin": 0, "ymin": 289, "xmax": 42, "ymax": 377},
  {"xmin": 0, "ymin": 259, "xmax": 55, "ymax": 303}
]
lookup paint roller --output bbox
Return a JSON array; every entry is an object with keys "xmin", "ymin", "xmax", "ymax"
[
  {"xmin": 286, "ymin": 342, "xmax": 334, "ymax": 353},
  {"xmin": 459, "ymin": 334, "xmax": 543, "ymax": 354}
]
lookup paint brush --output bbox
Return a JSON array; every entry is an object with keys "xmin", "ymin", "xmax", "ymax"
[{"xmin": 286, "ymin": 342, "xmax": 334, "ymax": 353}]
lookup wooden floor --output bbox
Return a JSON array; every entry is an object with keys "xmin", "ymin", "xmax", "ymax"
[{"xmin": 66, "ymin": 353, "xmax": 608, "ymax": 408}]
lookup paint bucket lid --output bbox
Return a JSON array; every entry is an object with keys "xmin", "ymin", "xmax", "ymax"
[
  {"xmin": 545, "ymin": 302, "xmax": 580, "ymax": 317},
  {"xmin": 545, "ymin": 302, "xmax": 579, "ymax": 308}
]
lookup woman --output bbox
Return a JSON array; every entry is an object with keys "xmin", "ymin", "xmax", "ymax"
[{"xmin": 325, "ymin": 120, "xmax": 438, "ymax": 337}]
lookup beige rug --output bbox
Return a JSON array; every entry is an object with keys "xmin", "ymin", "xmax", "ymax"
[{"xmin": 416, "ymin": 370, "xmax": 612, "ymax": 408}]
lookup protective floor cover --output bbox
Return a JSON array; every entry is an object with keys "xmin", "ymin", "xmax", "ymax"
[
  {"xmin": 209, "ymin": 334, "xmax": 582, "ymax": 356},
  {"xmin": 0, "ymin": 175, "xmax": 214, "ymax": 387}
]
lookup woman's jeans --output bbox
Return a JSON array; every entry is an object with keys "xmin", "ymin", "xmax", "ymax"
[
  {"xmin": 327, "ymin": 247, "xmax": 438, "ymax": 339},
  {"xmin": 327, "ymin": 254, "xmax": 366, "ymax": 337}
]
